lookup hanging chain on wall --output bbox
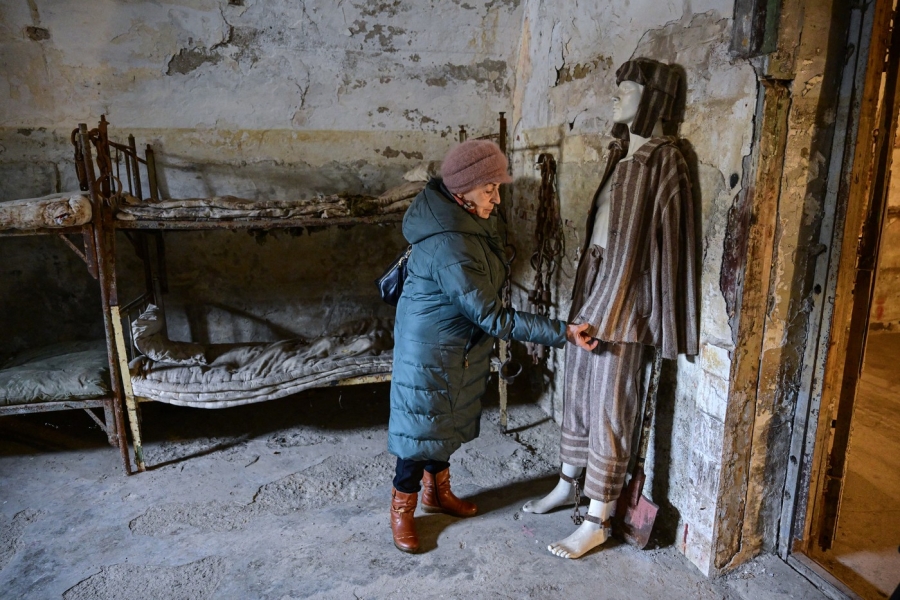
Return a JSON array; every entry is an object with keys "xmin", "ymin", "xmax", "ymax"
[
  {"xmin": 498, "ymin": 233, "xmax": 522, "ymax": 382},
  {"xmin": 71, "ymin": 129, "xmax": 89, "ymax": 192},
  {"xmin": 71, "ymin": 125, "xmax": 123, "ymax": 204},
  {"xmin": 526, "ymin": 153, "xmax": 564, "ymax": 365}
]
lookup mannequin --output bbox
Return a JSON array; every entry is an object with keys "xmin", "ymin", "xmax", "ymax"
[{"xmin": 523, "ymin": 59, "xmax": 698, "ymax": 560}]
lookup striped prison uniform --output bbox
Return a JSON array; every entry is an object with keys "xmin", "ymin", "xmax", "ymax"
[
  {"xmin": 561, "ymin": 137, "xmax": 699, "ymax": 502},
  {"xmin": 561, "ymin": 244, "xmax": 645, "ymax": 501}
]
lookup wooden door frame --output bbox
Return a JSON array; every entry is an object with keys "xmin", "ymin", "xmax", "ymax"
[{"xmin": 782, "ymin": 0, "xmax": 899, "ymax": 595}]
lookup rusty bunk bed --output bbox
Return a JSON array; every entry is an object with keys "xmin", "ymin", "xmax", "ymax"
[
  {"xmin": 83, "ymin": 116, "xmax": 512, "ymax": 473},
  {"xmin": 0, "ymin": 128, "xmax": 132, "ymax": 472}
]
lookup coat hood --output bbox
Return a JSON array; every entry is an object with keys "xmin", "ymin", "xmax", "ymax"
[{"xmin": 402, "ymin": 179, "xmax": 503, "ymax": 251}]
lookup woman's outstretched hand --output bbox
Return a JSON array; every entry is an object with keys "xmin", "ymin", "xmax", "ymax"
[{"xmin": 566, "ymin": 322, "xmax": 599, "ymax": 351}]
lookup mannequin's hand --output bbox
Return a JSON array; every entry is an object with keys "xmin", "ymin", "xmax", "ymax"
[{"xmin": 566, "ymin": 322, "xmax": 598, "ymax": 351}]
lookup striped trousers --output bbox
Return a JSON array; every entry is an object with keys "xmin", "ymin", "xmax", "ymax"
[{"xmin": 561, "ymin": 246, "xmax": 645, "ymax": 502}]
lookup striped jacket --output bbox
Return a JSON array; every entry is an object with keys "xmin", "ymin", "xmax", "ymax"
[{"xmin": 574, "ymin": 136, "xmax": 698, "ymax": 360}]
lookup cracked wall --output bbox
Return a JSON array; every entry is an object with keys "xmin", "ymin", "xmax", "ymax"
[
  {"xmin": 507, "ymin": 0, "xmax": 758, "ymax": 576},
  {"xmin": 1, "ymin": 0, "xmax": 521, "ymax": 131},
  {"xmin": 0, "ymin": 0, "xmax": 524, "ymax": 353}
]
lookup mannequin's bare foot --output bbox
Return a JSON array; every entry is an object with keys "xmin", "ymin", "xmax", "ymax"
[
  {"xmin": 522, "ymin": 478, "xmax": 573, "ymax": 514},
  {"xmin": 547, "ymin": 521, "xmax": 609, "ymax": 559}
]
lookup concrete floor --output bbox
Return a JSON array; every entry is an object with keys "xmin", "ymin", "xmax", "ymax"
[{"xmin": 1, "ymin": 383, "xmax": 828, "ymax": 599}]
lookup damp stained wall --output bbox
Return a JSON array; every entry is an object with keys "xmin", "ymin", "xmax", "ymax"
[
  {"xmin": 0, "ymin": 0, "xmax": 524, "ymax": 352},
  {"xmin": 506, "ymin": 0, "xmax": 758, "ymax": 576}
]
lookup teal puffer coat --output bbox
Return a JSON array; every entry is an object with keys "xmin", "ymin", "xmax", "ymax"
[{"xmin": 388, "ymin": 179, "xmax": 567, "ymax": 461}]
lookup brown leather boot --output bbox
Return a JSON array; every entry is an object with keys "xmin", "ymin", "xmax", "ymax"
[
  {"xmin": 421, "ymin": 468, "xmax": 477, "ymax": 517},
  {"xmin": 390, "ymin": 488, "xmax": 419, "ymax": 553}
]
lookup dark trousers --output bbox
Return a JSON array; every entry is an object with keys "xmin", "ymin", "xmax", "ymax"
[{"xmin": 393, "ymin": 457, "xmax": 450, "ymax": 493}]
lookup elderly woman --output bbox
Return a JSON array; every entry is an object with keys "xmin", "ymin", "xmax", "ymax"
[{"xmin": 388, "ymin": 140, "xmax": 596, "ymax": 553}]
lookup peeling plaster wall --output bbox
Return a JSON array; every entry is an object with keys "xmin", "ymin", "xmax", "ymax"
[
  {"xmin": 1, "ymin": 0, "xmax": 521, "ymax": 131},
  {"xmin": 508, "ymin": 0, "xmax": 758, "ymax": 575},
  {"xmin": 0, "ymin": 0, "xmax": 524, "ymax": 353}
]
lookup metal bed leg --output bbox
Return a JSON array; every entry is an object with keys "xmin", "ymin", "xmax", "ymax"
[
  {"xmin": 497, "ymin": 111, "xmax": 509, "ymax": 431},
  {"xmin": 499, "ymin": 339, "xmax": 509, "ymax": 431},
  {"xmin": 111, "ymin": 306, "xmax": 146, "ymax": 471},
  {"xmin": 79, "ymin": 123, "xmax": 132, "ymax": 475},
  {"xmin": 102, "ymin": 402, "xmax": 118, "ymax": 447},
  {"xmin": 77, "ymin": 405, "xmax": 115, "ymax": 446}
]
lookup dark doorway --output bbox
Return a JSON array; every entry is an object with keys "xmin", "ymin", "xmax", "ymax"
[
  {"xmin": 808, "ymin": 174, "xmax": 900, "ymax": 595},
  {"xmin": 799, "ymin": 2, "xmax": 900, "ymax": 596}
]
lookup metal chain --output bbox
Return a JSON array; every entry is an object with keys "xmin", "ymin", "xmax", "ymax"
[
  {"xmin": 498, "ymin": 201, "xmax": 522, "ymax": 382},
  {"xmin": 571, "ymin": 478, "xmax": 584, "ymax": 525},
  {"xmin": 526, "ymin": 153, "xmax": 565, "ymax": 365},
  {"xmin": 71, "ymin": 129, "xmax": 89, "ymax": 192},
  {"xmin": 86, "ymin": 129, "xmax": 126, "ymax": 208}
]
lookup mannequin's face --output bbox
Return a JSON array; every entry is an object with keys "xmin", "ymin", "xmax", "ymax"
[{"xmin": 612, "ymin": 80, "xmax": 644, "ymax": 125}]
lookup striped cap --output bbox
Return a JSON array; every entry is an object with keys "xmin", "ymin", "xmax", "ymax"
[{"xmin": 612, "ymin": 59, "xmax": 680, "ymax": 139}]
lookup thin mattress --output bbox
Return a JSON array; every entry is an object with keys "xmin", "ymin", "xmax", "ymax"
[
  {"xmin": 129, "ymin": 305, "xmax": 394, "ymax": 409},
  {"xmin": 0, "ymin": 340, "xmax": 110, "ymax": 406},
  {"xmin": 0, "ymin": 192, "xmax": 92, "ymax": 230},
  {"xmin": 114, "ymin": 181, "xmax": 424, "ymax": 222}
]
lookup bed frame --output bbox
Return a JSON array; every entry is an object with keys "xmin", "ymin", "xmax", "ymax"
[
  {"xmin": 0, "ymin": 132, "xmax": 132, "ymax": 473},
  {"xmin": 79, "ymin": 115, "xmax": 511, "ymax": 473}
]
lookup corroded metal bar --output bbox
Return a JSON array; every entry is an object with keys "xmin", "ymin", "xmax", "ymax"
[
  {"xmin": 146, "ymin": 145, "xmax": 159, "ymax": 201},
  {"xmin": 111, "ymin": 305, "xmax": 146, "ymax": 471},
  {"xmin": 81, "ymin": 406, "xmax": 108, "ymax": 432},
  {"xmin": 499, "ymin": 110, "xmax": 509, "ymax": 430},
  {"xmin": 0, "ymin": 397, "xmax": 109, "ymax": 415},
  {"xmin": 56, "ymin": 233, "xmax": 89, "ymax": 266},
  {"xmin": 114, "ymin": 146, "xmax": 120, "ymax": 192},
  {"xmin": 102, "ymin": 400, "xmax": 118, "ymax": 447},
  {"xmin": 80, "ymin": 123, "xmax": 132, "ymax": 475},
  {"xmin": 0, "ymin": 226, "xmax": 83, "ymax": 236},
  {"xmin": 120, "ymin": 291, "xmax": 151, "ymax": 314},
  {"xmin": 80, "ymin": 225, "xmax": 98, "ymax": 279},
  {"xmin": 129, "ymin": 134, "xmax": 142, "ymax": 201},
  {"xmin": 98, "ymin": 116, "xmax": 111, "ymax": 199},
  {"xmin": 498, "ymin": 341, "xmax": 509, "ymax": 430},
  {"xmin": 124, "ymin": 145, "xmax": 133, "ymax": 196}
]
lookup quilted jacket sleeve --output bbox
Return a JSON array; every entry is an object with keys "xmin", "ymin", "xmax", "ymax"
[{"xmin": 431, "ymin": 235, "xmax": 567, "ymax": 348}]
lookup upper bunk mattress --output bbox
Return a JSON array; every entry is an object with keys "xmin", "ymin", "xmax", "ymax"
[
  {"xmin": 114, "ymin": 181, "xmax": 424, "ymax": 222},
  {"xmin": 0, "ymin": 340, "xmax": 110, "ymax": 406},
  {"xmin": 129, "ymin": 305, "xmax": 394, "ymax": 408},
  {"xmin": 0, "ymin": 192, "xmax": 92, "ymax": 230}
]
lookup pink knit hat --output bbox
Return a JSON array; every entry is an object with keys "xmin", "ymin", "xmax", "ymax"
[{"xmin": 440, "ymin": 140, "xmax": 512, "ymax": 194}]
